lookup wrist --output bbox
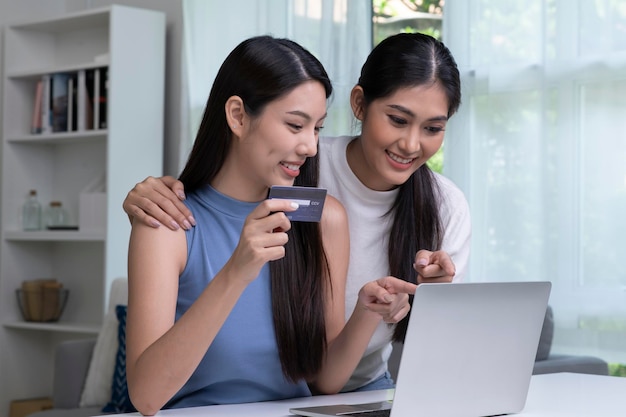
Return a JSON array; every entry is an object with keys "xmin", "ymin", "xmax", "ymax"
[{"xmin": 354, "ymin": 300, "xmax": 384, "ymax": 325}]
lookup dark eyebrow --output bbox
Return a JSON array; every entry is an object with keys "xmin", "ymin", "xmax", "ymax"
[
  {"xmin": 387, "ymin": 104, "xmax": 448, "ymax": 122},
  {"xmin": 287, "ymin": 110, "xmax": 328, "ymax": 123}
]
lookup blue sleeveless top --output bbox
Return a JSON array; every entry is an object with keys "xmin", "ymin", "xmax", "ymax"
[{"xmin": 166, "ymin": 186, "xmax": 311, "ymax": 408}]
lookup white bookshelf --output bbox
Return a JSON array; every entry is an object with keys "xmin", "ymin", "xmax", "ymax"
[{"xmin": 0, "ymin": 5, "xmax": 165, "ymax": 413}]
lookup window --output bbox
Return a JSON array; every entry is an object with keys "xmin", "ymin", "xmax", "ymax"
[
  {"xmin": 443, "ymin": 0, "xmax": 626, "ymax": 374},
  {"xmin": 373, "ymin": 0, "xmax": 443, "ymax": 44},
  {"xmin": 181, "ymin": 0, "xmax": 371, "ymax": 171}
]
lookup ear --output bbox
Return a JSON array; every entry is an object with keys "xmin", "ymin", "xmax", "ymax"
[
  {"xmin": 225, "ymin": 95, "xmax": 246, "ymax": 136},
  {"xmin": 350, "ymin": 86, "xmax": 366, "ymax": 121}
]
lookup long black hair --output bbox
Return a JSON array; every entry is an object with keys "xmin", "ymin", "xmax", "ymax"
[
  {"xmin": 179, "ymin": 36, "xmax": 333, "ymax": 381},
  {"xmin": 356, "ymin": 33, "xmax": 461, "ymax": 342}
]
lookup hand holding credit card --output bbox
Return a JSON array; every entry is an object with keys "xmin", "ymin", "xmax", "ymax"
[{"xmin": 268, "ymin": 186, "xmax": 327, "ymax": 222}]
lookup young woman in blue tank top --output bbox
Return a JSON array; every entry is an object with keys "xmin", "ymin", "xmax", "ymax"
[{"xmin": 126, "ymin": 35, "xmax": 417, "ymax": 415}]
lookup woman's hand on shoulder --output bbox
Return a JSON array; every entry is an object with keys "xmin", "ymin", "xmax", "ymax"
[
  {"xmin": 413, "ymin": 249, "xmax": 456, "ymax": 283},
  {"xmin": 123, "ymin": 175, "xmax": 195, "ymax": 231},
  {"xmin": 357, "ymin": 277, "xmax": 417, "ymax": 324}
]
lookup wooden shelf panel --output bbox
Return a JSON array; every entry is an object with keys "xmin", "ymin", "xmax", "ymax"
[
  {"xmin": 7, "ymin": 60, "xmax": 109, "ymax": 80},
  {"xmin": 4, "ymin": 230, "xmax": 105, "ymax": 241},
  {"xmin": 3, "ymin": 321, "xmax": 100, "ymax": 335},
  {"xmin": 8, "ymin": 7, "xmax": 110, "ymax": 33},
  {"xmin": 7, "ymin": 130, "xmax": 107, "ymax": 145}
]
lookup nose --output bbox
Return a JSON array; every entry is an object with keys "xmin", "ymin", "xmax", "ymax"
[
  {"xmin": 296, "ymin": 128, "xmax": 318, "ymax": 157},
  {"xmin": 398, "ymin": 128, "xmax": 422, "ymax": 155}
]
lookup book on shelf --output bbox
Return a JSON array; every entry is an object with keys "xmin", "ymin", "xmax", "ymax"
[
  {"xmin": 98, "ymin": 67, "xmax": 108, "ymax": 129},
  {"xmin": 30, "ymin": 67, "xmax": 107, "ymax": 135},
  {"xmin": 30, "ymin": 80, "xmax": 43, "ymax": 134},
  {"xmin": 85, "ymin": 69, "xmax": 97, "ymax": 130},
  {"xmin": 91, "ymin": 67, "xmax": 108, "ymax": 130},
  {"xmin": 40, "ymin": 74, "xmax": 52, "ymax": 134},
  {"xmin": 51, "ymin": 73, "xmax": 70, "ymax": 132},
  {"xmin": 77, "ymin": 70, "xmax": 88, "ymax": 131},
  {"xmin": 67, "ymin": 73, "xmax": 78, "ymax": 132},
  {"xmin": 93, "ymin": 68, "xmax": 100, "ymax": 130}
]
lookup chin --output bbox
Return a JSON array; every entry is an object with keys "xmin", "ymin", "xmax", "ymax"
[{"xmin": 271, "ymin": 179, "xmax": 296, "ymax": 187}]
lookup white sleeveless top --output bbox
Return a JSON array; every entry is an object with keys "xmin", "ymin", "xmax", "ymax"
[{"xmin": 318, "ymin": 135, "xmax": 471, "ymax": 391}]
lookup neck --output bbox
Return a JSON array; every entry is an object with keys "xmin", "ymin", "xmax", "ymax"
[{"xmin": 212, "ymin": 157, "xmax": 267, "ymax": 202}]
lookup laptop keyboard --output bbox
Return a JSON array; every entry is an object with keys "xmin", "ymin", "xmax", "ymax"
[{"xmin": 341, "ymin": 410, "xmax": 391, "ymax": 417}]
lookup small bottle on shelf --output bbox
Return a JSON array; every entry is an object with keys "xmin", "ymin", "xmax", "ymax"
[
  {"xmin": 22, "ymin": 190, "xmax": 42, "ymax": 231},
  {"xmin": 45, "ymin": 201, "xmax": 68, "ymax": 229}
]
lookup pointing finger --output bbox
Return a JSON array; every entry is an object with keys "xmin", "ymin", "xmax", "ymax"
[{"xmin": 376, "ymin": 277, "xmax": 417, "ymax": 295}]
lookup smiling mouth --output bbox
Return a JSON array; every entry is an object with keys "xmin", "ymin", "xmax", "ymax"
[
  {"xmin": 386, "ymin": 151, "xmax": 414, "ymax": 165},
  {"xmin": 280, "ymin": 162, "xmax": 302, "ymax": 171}
]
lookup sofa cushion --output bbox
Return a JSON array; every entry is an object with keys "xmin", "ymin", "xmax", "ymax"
[
  {"xmin": 535, "ymin": 305, "xmax": 554, "ymax": 361},
  {"xmin": 102, "ymin": 305, "xmax": 135, "ymax": 413},
  {"xmin": 78, "ymin": 310, "xmax": 118, "ymax": 407},
  {"xmin": 53, "ymin": 338, "xmax": 96, "ymax": 408},
  {"xmin": 533, "ymin": 353, "xmax": 609, "ymax": 375},
  {"xmin": 79, "ymin": 277, "xmax": 128, "ymax": 408}
]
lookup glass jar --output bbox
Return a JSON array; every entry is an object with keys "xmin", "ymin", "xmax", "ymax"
[
  {"xmin": 22, "ymin": 189, "xmax": 42, "ymax": 231},
  {"xmin": 45, "ymin": 201, "xmax": 68, "ymax": 228}
]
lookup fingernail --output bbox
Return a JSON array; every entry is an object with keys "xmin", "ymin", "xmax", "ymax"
[
  {"xmin": 177, "ymin": 191, "xmax": 186, "ymax": 200},
  {"xmin": 290, "ymin": 202, "xmax": 299, "ymax": 209},
  {"xmin": 417, "ymin": 258, "xmax": 428, "ymax": 266},
  {"xmin": 383, "ymin": 294, "xmax": 393, "ymax": 303},
  {"xmin": 150, "ymin": 220, "xmax": 161, "ymax": 228},
  {"xmin": 170, "ymin": 221, "xmax": 180, "ymax": 230},
  {"xmin": 182, "ymin": 220, "xmax": 191, "ymax": 230},
  {"xmin": 188, "ymin": 216, "xmax": 197, "ymax": 226}
]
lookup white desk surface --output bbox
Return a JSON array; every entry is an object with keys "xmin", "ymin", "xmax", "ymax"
[{"xmin": 102, "ymin": 372, "xmax": 626, "ymax": 417}]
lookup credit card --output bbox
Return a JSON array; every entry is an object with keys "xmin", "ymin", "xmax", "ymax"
[{"xmin": 268, "ymin": 185, "xmax": 327, "ymax": 222}]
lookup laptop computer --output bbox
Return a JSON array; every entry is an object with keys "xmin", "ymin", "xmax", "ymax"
[{"xmin": 290, "ymin": 281, "xmax": 551, "ymax": 417}]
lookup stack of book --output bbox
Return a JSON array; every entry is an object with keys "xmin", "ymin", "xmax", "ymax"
[{"xmin": 31, "ymin": 67, "xmax": 108, "ymax": 134}]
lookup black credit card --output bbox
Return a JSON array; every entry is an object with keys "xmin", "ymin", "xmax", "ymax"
[{"xmin": 268, "ymin": 185, "xmax": 327, "ymax": 222}]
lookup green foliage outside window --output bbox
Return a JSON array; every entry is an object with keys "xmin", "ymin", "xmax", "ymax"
[{"xmin": 609, "ymin": 363, "xmax": 626, "ymax": 377}]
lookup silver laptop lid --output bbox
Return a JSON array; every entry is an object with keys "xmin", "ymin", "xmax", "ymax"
[
  {"xmin": 392, "ymin": 281, "xmax": 551, "ymax": 417},
  {"xmin": 290, "ymin": 281, "xmax": 551, "ymax": 417}
]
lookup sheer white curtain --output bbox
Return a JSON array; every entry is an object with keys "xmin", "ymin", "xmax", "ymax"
[
  {"xmin": 443, "ymin": 0, "xmax": 626, "ymax": 365},
  {"xmin": 180, "ymin": 0, "xmax": 371, "ymax": 171}
]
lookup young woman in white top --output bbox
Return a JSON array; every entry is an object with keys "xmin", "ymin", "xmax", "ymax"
[{"xmin": 123, "ymin": 33, "xmax": 470, "ymax": 393}]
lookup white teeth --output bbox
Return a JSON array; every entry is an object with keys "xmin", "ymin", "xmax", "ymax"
[
  {"xmin": 281, "ymin": 162, "xmax": 300, "ymax": 171},
  {"xmin": 387, "ymin": 152, "xmax": 413, "ymax": 164}
]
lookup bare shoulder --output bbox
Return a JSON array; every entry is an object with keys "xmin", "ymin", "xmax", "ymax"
[
  {"xmin": 129, "ymin": 221, "xmax": 188, "ymax": 275},
  {"xmin": 320, "ymin": 195, "xmax": 349, "ymax": 297},
  {"xmin": 320, "ymin": 194, "xmax": 348, "ymax": 230}
]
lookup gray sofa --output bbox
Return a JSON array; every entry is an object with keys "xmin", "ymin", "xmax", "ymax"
[
  {"xmin": 531, "ymin": 305, "xmax": 608, "ymax": 375},
  {"xmin": 29, "ymin": 306, "xmax": 608, "ymax": 417},
  {"xmin": 388, "ymin": 305, "xmax": 609, "ymax": 381},
  {"xmin": 28, "ymin": 338, "xmax": 103, "ymax": 417}
]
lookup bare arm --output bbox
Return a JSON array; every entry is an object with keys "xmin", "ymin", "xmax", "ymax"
[
  {"xmin": 123, "ymin": 176, "xmax": 194, "ymax": 230},
  {"xmin": 126, "ymin": 199, "xmax": 297, "ymax": 415}
]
